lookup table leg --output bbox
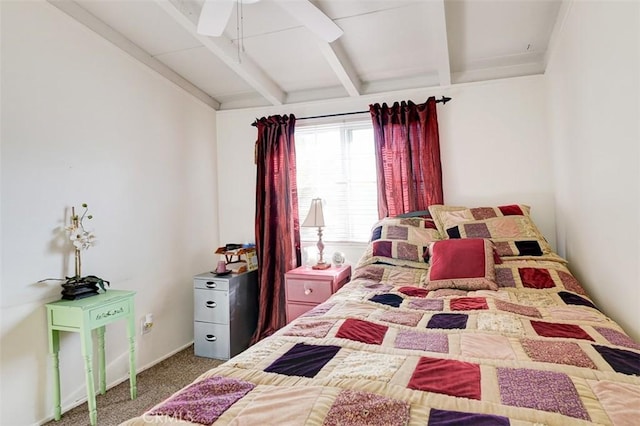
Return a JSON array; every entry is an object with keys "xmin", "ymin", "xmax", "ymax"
[
  {"xmin": 96, "ymin": 326, "xmax": 106, "ymax": 395},
  {"xmin": 80, "ymin": 327, "xmax": 97, "ymax": 426},
  {"xmin": 48, "ymin": 327, "xmax": 61, "ymax": 421},
  {"xmin": 127, "ymin": 313, "xmax": 137, "ymax": 399}
]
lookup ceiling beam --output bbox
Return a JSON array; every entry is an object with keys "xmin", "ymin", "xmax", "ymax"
[
  {"xmin": 47, "ymin": 0, "xmax": 220, "ymax": 110},
  {"xmin": 316, "ymin": 40, "xmax": 361, "ymax": 97},
  {"xmin": 156, "ymin": 0, "xmax": 285, "ymax": 106},
  {"xmin": 430, "ymin": 0, "xmax": 451, "ymax": 87}
]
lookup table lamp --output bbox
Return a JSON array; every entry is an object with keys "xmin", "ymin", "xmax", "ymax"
[{"xmin": 302, "ymin": 198, "xmax": 330, "ymax": 270}]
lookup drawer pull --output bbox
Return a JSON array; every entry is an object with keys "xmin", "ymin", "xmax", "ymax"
[
  {"xmin": 304, "ymin": 288, "xmax": 312, "ymax": 295},
  {"xmin": 206, "ymin": 301, "xmax": 217, "ymax": 308},
  {"xmin": 206, "ymin": 281, "xmax": 217, "ymax": 288},
  {"xmin": 205, "ymin": 334, "xmax": 217, "ymax": 342}
]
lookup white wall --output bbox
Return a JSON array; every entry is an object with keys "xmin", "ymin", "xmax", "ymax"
[
  {"xmin": 546, "ymin": 1, "xmax": 639, "ymax": 340},
  {"xmin": 0, "ymin": 2, "xmax": 219, "ymax": 424},
  {"xmin": 217, "ymin": 75, "xmax": 556, "ymax": 264}
]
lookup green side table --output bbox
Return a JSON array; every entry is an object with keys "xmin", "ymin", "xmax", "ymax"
[{"xmin": 46, "ymin": 290, "xmax": 137, "ymax": 425}]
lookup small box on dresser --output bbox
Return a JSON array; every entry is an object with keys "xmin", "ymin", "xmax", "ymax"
[
  {"xmin": 285, "ymin": 264, "xmax": 351, "ymax": 324},
  {"xmin": 193, "ymin": 269, "xmax": 258, "ymax": 360}
]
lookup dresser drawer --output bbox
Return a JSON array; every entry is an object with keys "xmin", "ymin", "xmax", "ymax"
[
  {"xmin": 194, "ymin": 322, "xmax": 230, "ymax": 360},
  {"xmin": 194, "ymin": 289, "xmax": 229, "ymax": 324},
  {"xmin": 194, "ymin": 278, "xmax": 229, "ymax": 291},
  {"xmin": 286, "ymin": 278, "xmax": 332, "ymax": 304},
  {"xmin": 90, "ymin": 299, "xmax": 130, "ymax": 328}
]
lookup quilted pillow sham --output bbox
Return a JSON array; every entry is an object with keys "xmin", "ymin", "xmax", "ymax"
[
  {"xmin": 360, "ymin": 217, "xmax": 442, "ymax": 269},
  {"xmin": 370, "ymin": 217, "xmax": 441, "ymax": 243},
  {"xmin": 445, "ymin": 215, "xmax": 553, "ymax": 257},
  {"xmin": 425, "ymin": 239, "xmax": 498, "ymax": 291},
  {"xmin": 428, "ymin": 204, "xmax": 531, "ymax": 235},
  {"xmin": 428, "ymin": 204, "xmax": 559, "ymax": 259}
]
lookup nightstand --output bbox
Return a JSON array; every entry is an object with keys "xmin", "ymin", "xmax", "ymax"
[
  {"xmin": 285, "ymin": 264, "xmax": 351, "ymax": 323},
  {"xmin": 45, "ymin": 290, "xmax": 136, "ymax": 426},
  {"xmin": 193, "ymin": 270, "xmax": 258, "ymax": 360}
]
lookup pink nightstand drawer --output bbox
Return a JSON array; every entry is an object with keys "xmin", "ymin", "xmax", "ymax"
[{"xmin": 285, "ymin": 279, "xmax": 332, "ymax": 304}]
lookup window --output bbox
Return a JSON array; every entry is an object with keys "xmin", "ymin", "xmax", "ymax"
[{"xmin": 296, "ymin": 121, "xmax": 378, "ymax": 243}]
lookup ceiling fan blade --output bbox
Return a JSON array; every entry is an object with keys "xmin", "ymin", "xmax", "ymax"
[
  {"xmin": 197, "ymin": 0, "xmax": 235, "ymax": 37},
  {"xmin": 273, "ymin": 0, "xmax": 343, "ymax": 42}
]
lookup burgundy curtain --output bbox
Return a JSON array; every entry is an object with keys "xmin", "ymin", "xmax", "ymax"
[
  {"xmin": 252, "ymin": 114, "xmax": 301, "ymax": 342},
  {"xmin": 369, "ymin": 97, "xmax": 443, "ymax": 218}
]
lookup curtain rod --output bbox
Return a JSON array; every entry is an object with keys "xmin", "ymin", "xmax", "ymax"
[{"xmin": 251, "ymin": 96, "xmax": 452, "ymax": 126}]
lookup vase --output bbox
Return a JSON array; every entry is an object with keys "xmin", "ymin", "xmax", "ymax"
[{"xmin": 75, "ymin": 248, "xmax": 82, "ymax": 278}]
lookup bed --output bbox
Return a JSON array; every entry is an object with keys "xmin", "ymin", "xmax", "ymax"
[{"xmin": 123, "ymin": 204, "xmax": 639, "ymax": 425}]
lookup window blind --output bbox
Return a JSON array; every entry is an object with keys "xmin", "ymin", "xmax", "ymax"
[{"xmin": 296, "ymin": 122, "xmax": 378, "ymax": 243}]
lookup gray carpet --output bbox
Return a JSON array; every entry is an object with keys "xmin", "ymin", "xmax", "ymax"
[{"xmin": 44, "ymin": 345, "xmax": 223, "ymax": 426}]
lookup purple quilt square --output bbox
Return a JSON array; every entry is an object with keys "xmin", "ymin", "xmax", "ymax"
[
  {"xmin": 353, "ymin": 265, "xmax": 385, "ymax": 283},
  {"xmin": 362, "ymin": 283, "xmax": 393, "ymax": 292},
  {"xmin": 558, "ymin": 271, "xmax": 587, "ymax": 295},
  {"xmin": 264, "ymin": 343, "xmax": 340, "ymax": 378},
  {"xmin": 470, "ymin": 207, "xmax": 498, "ymax": 220},
  {"xmin": 495, "ymin": 268, "xmax": 516, "ymax": 288},
  {"xmin": 409, "ymin": 298, "xmax": 444, "ymax": 311},
  {"xmin": 594, "ymin": 327, "xmax": 640, "ymax": 350},
  {"xmin": 593, "ymin": 345, "xmax": 640, "ymax": 376},
  {"xmin": 428, "ymin": 408, "xmax": 509, "ymax": 426},
  {"xmin": 493, "ymin": 241, "xmax": 515, "ymax": 256},
  {"xmin": 303, "ymin": 303, "xmax": 334, "ymax": 318},
  {"xmin": 395, "ymin": 331, "xmax": 448, "ymax": 353},
  {"xmin": 463, "ymin": 223, "xmax": 491, "ymax": 238},
  {"xmin": 387, "ymin": 225, "xmax": 409, "ymax": 240},
  {"xmin": 495, "ymin": 299, "xmax": 541, "ymax": 318},
  {"xmin": 396, "ymin": 241, "xmax": 419, "ymax": 261},
  {"xmin": 148, "ymin": 376, "xmax": 255, "ymax": 425},
  {"xmin": 372, "ymin": 240, "xmax": 393, "ymax": 258},
  {"xmin": 497, "ymin": 367, "xmax": 589, "ymax": 420},
  {"xmin": 427, "ymin": 313, "xmax": 468, "ymax": 329},
  {"xmin": 558, "ymin": 291, "xmax": 598, "ymax": 310},
  {"xmin": 379, "ymin": 311, "xmax": 423, "ymax": 327},
  {"xmin": 324, "ymin": 389, "xmax": 410, "ymax": 426},
  {"xmin": 284, "ymin": 320, "xmax": 336, "ymax": 338},
  {"xmin": 521, "ymin": 339, "xmax": 596, "ymax": 369},
  {"xmin": 514, "ymin": 240, "xmax": 543, "ymax": 256},
  {"xmin": 371, "ymin": 226, "xmax": 382, "ymax": 241},
  {"xmin": 369, "ymin": 293, "xmax": 404, "ymax": 308}
]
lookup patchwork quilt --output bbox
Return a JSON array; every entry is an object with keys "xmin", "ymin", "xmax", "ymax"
[{"xmin": 124, "ymin": 259, "xmax": 639, "ymax": 425}]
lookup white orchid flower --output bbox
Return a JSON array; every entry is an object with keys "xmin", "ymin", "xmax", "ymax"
[{"xmin": 69, "ymin": 228, "xmax": 83, "ymax": 243}]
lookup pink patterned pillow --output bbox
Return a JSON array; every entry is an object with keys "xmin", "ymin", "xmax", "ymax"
[{"xmin": 426, "ymin": 239, "xmax": 498, "ymax": 291}]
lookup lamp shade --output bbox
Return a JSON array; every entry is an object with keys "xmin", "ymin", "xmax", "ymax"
[{"xmin": 302, "ymin": 198, "xmax": 325, "ymax": 227}]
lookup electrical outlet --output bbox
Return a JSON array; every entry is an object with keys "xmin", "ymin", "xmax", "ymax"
[{"xmin": 141, "ymin": 313, "xmax": 153, "ymax": 335}]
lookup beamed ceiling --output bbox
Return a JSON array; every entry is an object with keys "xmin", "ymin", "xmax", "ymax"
[{"xmin": 48, "ymin": 0, "xmax": 566, "ymax": 110}]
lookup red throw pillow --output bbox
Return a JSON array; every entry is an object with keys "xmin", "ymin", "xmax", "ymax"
[{"xmin": 426, "ymin": 239, "xmax": 498, "ymax": 291}]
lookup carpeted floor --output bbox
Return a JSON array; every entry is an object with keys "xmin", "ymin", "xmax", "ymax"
[{"xmin": 44, "ymin": 345, "xmax": 223, "ymax": 426}]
